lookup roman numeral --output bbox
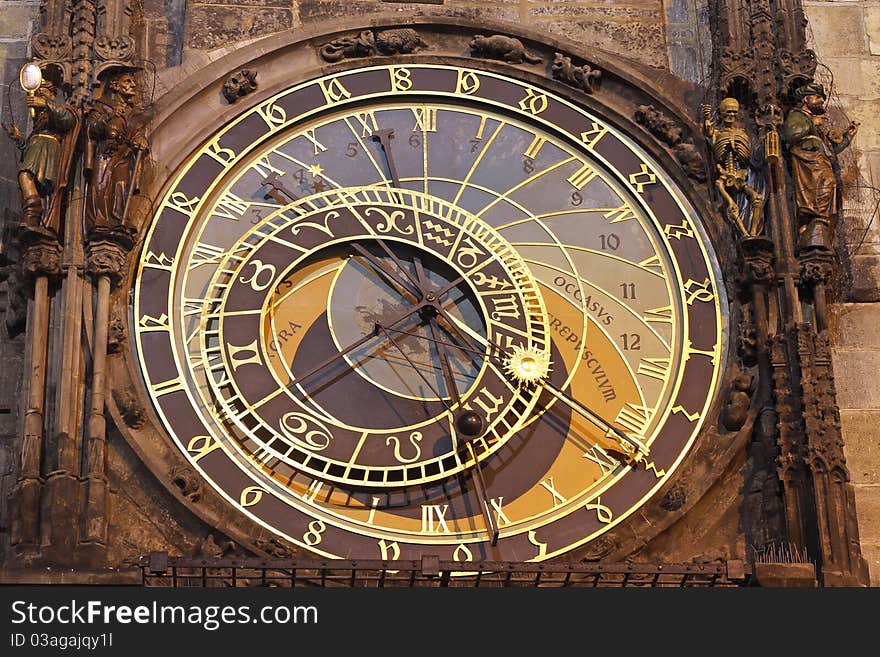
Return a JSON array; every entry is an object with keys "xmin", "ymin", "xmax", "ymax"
[
  {"xmin": 249, "ymin": 154, "xmax": 285, "ymax": 179},
  {"xmin": 638, "ymin": 357, "xmax": 670, "ymax": 381},
  {"xmin": 540, "ymin": 478, "xmax": 566, "ymax": 507},
  {"xmin": 638, "ymin": 255, "xmax": 664, "ymax": 274},
  {"xmin": 644, "ymin": 305, "xmax": 673, "ymax": 325},
  {"xmin": 303, "ymin": 129, "xmax": 327, "ymax": 155},
  {"xmin": 411, "ymin": 106, "xmax": 437, "ymax": 132},
  {"xmin": 583, "ymin": 444, "xmax": 618, "ymax": 475},
  {"xmin": 614, "ymin": 403, "xmax": 652, "ymax": 435},
  {"xmin": 567, "ymin": 163, "xmax": 598, "ymax": 189},
  {"xmin": 489, "ymin": 497, "xmax": 511, "ymax": 526},
  {"xmin": 189, "ymin": 242, "xmax": 226, "ymax": 269},
  {"xmin": 523, "ymin": 135, "xmax": 547, "ymax": 159},
  {"xmin": 421, "ymin": 504, "xmax": 451, "ymax": 533},
  {"xmin": 351, "ymin": 111, "xmax": 378, "ymax": 137},
  {"xmin": 213, "ymin": 192, "xmax": 249, "ymax": 221},
  {"xmin": 603, "ymin": 204, "xmax": 637, "ymax": 223}
]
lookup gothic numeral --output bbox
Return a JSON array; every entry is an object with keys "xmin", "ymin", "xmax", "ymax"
[
  {"xmin": 456, "ymin": 70, "xmax": 481, "ymax": 95},
  {"xmin": 465, "ymin": 387, "xmax": 505, "ymax": 423},
  {"xmin": 319, "ymin": 78, "xmax": 351, "ymax": 104},
  {"xmin": 138, "ymin": 313, "xmax": 170, "ymax": 333}
]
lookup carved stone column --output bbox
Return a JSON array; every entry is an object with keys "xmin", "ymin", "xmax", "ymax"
[
  {"xmin": 31, "ymin": 0, "xmax": 73, "ymax": 76},
  {"xmin": 80, "ymin": 233, "xmax": 132, "ymax": 551},
  {"xmin": 797, "ymin": 329, "xmax": 869, "ymax": 585},
  {"xmin": 10, "ymin": 235, "xmax": 61, "ymax": 554},
  {"xmin": 769, "ymin": 330, "xmax": 812, "ymax": 553},
  {"xmin": 70, "ymin": 0, "xmax": 97, "ymax": 106},
  {"xmin": 799, "ymin": 247, "xmax": 834, "ymax": 332},
  {"xmin": 741, "ymin": 236, "xmax": 775, "ymax": 391}
]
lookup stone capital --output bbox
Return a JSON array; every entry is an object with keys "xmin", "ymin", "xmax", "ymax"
[{"xmin": 85, "ymin": 233, "xmax": 134, "ymax": 287}]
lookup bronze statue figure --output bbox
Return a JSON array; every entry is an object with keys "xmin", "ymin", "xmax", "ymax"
[
  {"xmin": 84, "ymin": 69, "xmax": 148, "ymax": 241},
  {"xmin": 702, "ymin": 97, "xmax": 764, "ymax": 237},
  {"xmin": 2, "ymin": 71, "xmax": 78, "ymax": 238},
  {"xmin": 782, "ymin": 82, "xmax": 859, "ymax": 250}
]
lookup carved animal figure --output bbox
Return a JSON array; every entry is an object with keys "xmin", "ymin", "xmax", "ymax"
[
  {"xmin": 320, "ymin": 30, "xmax": 375, "ymax": 63},
  {"xmin": 469, "ymin": 35, "xmax": 542, "ymax": 65},
  {"xmin": 551, "ymin": 53, "xmax": 601, "ymax": 93},
  {"xmin": 375, "ymin": 29, "xmax": 427, "ymax": 55}
]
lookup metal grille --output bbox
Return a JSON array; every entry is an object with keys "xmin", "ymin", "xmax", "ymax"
[{"xmin": 139, "ymin": 554, "xmax": 751, "ymax": 588}]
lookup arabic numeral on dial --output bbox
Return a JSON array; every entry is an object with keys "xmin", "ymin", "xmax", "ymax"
[
  {"xmin": 523, "ymin": 157, "xmax": 535, "ymax": 174},
  {"xmin": 620, "ymin": 282, "xmax": 636, "ymax": 299},
  {"xmin": 279, "ymin": 412, "xmax": 332, "ymax": 451},
  {"xmin": 599, "ymin": 233, "xmax": 620, "ymax": 250},
  {"xmin": 570, "ymin": 191, "xmax": 583, "ymax": 206},
  {"xmin": 346, "ymin": 142, "xmax": 358, "ymax": 158},
  {"xmin": 409, "ymin": 133, "xmax": 421, "ymax": 148},
  {"xmin": 620, "ymin": 333, "xmax": 641, "ymax": 351}
]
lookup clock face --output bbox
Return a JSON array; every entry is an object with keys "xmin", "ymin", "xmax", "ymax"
[{"xmin": 133, "ymin": 64, "xmax": 726, "ymax": 562}]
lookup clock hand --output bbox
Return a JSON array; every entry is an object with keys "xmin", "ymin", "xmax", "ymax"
[
  {"xmin": 371, "ymin": 129, "xmax": 401, "ymax": 188},
  {"xmin": 350, "ymin": 242, "xmax": 421, "ymax": 302},
  {"xmin": 379, "ymin": 318, "xmax": 498, "ymax": 544},
  {"xmin": 413, "ymin": 254, "xmax": 500, "ymax": 544},
  {"xmin": 285, "ymin": 267, "xmax": 464, "ymax": 399},
  {"xmin": 286, "ymin": 298, "xmax": 430, "ymax": 392},
  {"xmin": 376, "ymin": 324, "xmax": 452, "ymax": 412},
  {"xmin": 393, "ymin": 308, "xmax": 651, "ymax": 461},
  {"xmin": 261, "ymin": 171, "xmax": 299, "ymax": 203},
  {"xmin": 431, "ymin": 322, "xmax": 500, "ymax": 545}
]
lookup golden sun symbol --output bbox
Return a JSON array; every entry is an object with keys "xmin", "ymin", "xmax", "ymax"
[{"xmin": 504, "ymin": 346, "xmax": 552, "ymax": 384}]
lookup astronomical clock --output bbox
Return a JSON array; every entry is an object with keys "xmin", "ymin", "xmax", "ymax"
[{"xmin": 124, "ymin": 20, "xmax": 732, "ymax": 565}]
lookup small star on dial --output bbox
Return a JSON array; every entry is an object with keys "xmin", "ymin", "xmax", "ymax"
[{"xmin": 307, "ymin": 164, "xmax": 324, "ymax": 177}]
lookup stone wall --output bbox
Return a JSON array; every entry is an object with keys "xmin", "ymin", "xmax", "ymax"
[
  {"xmin": 137, "ymin": 0, "xmax": 673, "ymax": 71},
  {"xmin": 805, "ymin": 0, "xmax": 880, "ymax": 586}
]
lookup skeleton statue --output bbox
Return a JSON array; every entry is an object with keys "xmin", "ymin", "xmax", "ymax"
[{"xmin": 702, "ymin": 97, "xmax": 764, "ymax": 236}]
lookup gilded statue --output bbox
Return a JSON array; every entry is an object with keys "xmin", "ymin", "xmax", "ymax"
[
  {"xmin": 702, "ymin": 97, "xmax": 764, "ymax": 236},
  {"xmin": 782, "ymin": 82, "xmax": 859, "ymax": 250},
  {"xmin": 84, "ymin": 69, "xmax": 148, "ymax": 240},
  {"xmin": 2, "ymin": 70, "xmax": 78, "ymax": 238}
]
